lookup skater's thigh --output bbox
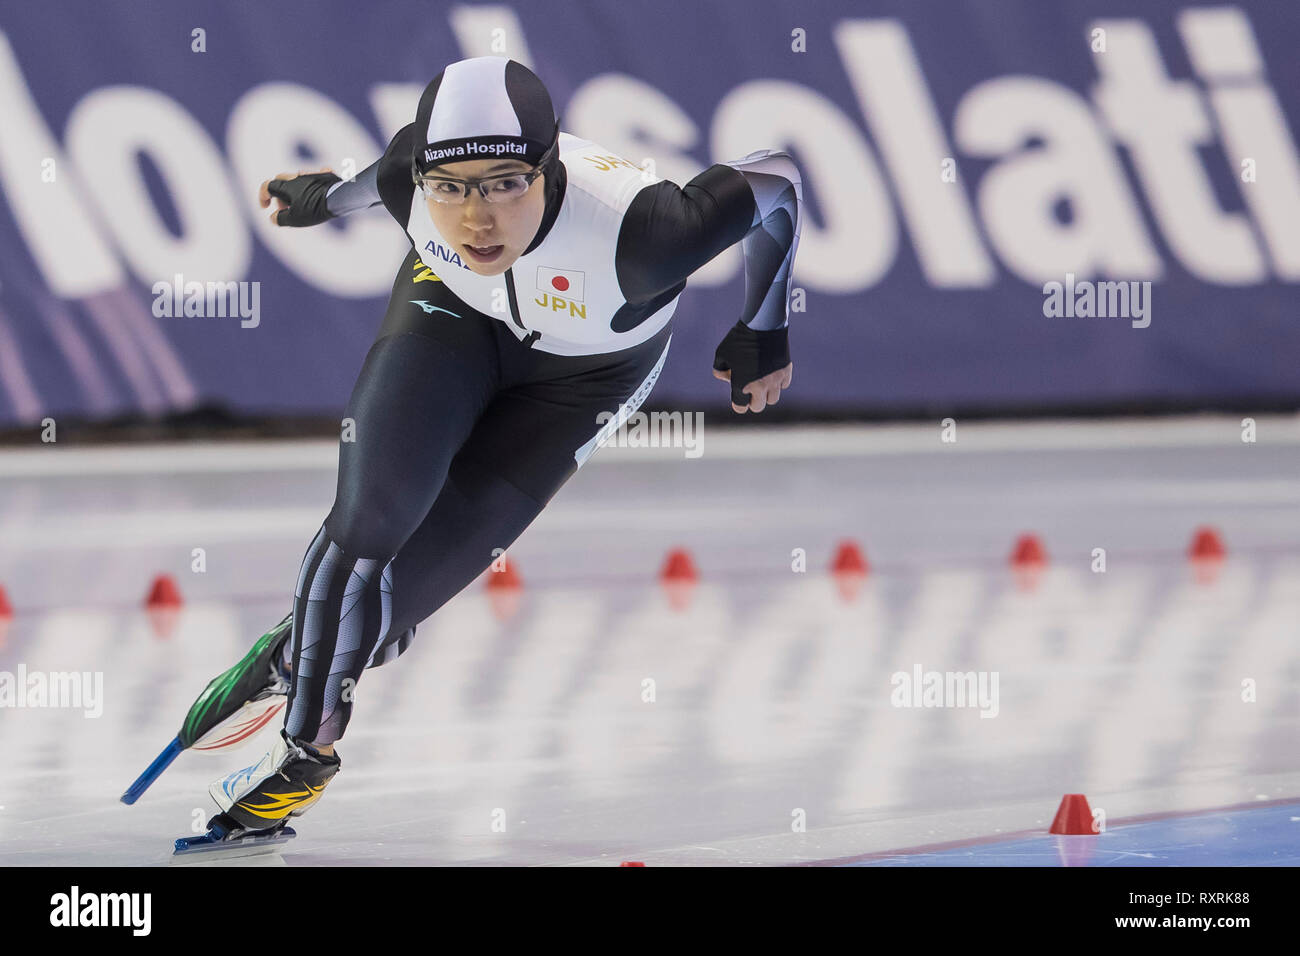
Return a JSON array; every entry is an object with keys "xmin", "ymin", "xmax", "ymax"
[
  {"xmin": 385, "ymin": 453, "xmax": 549, "ymax": 636},
  {"xmin": 464, "ymin": 325, "xmax": 674, "ymax": 504},
  {"xmin": 326, "ymin": 254, "xmax": 500, "ymax": 558},
  {"xmin": 383, "ymin": 329, "xmax": 673, "ymax": 635}
]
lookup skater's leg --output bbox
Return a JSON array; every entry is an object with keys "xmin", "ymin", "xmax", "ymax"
[
  {"xmin": 270, "ymin": 611, "xmax": 409, "ymax": 677},
  {"xmin": 283, "ymin": 251, "xmax": 500, "ymax": 749},
  {"xmin": 373, "ymin": 320, "xmax": 676, "ymax": 644},
  {"xmin": 380, "ymin": 454, "xmax": 556, "ymax": 638},
  {"xmin": 283, "ymin": 260, "xmax": 672, "ymax": 748},
  {"xmin": 199, "ymin": 250, "xmax": 498, "ymax": 837}
]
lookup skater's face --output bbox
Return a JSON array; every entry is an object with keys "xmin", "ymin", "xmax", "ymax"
[{"xmin": 420, "ymin": 158, "xmax": 547, "ymax": 276}]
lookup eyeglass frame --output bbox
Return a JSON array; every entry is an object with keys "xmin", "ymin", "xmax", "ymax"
[{"xmin": 411, "ymin": 125, "xmax": 560, "ymax": 205}]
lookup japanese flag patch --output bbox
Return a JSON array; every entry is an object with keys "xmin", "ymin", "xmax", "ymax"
[{"xmin": 537, "ymin": 267, "xmax": 585, "ymax": 302}]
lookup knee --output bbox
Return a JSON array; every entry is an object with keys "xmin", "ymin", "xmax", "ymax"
[{"xmin": 324, "ymin": 496, "xmax": 412, "ymax": 560}]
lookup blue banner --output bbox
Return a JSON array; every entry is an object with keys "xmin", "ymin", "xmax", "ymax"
[{"xmin": 0, "ymin": 0, "xmax": 1297, "ymax": 425}]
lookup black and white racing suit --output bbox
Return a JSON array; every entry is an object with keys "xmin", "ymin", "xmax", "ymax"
[{"xmin": 283, "ymin": 126, "xmax": 801, "ymax": 745}]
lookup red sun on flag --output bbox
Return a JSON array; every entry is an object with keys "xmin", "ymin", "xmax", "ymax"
[{"xmin": 537, "ymin": 267, "xmax": 585, "ymax": 301}]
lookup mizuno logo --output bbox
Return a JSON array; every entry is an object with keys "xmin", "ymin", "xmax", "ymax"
[{"xmin": 409, "ymin": 300, "xmax": 460, "ymax": 317}]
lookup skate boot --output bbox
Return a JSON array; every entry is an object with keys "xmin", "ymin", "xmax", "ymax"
[
  {"xmin": 180, "ymin": 611, "xmax": 295, "ymax": 752},
  {"xmin": 210, "ymin": 728, "xmax": 340, "ymax": 829},
  {"xmin": 173, "ymin": 729, "xmax": 340, "ymax": 856}
]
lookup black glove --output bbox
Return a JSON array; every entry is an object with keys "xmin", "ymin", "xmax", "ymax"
[
  {"xmin": 267, "ymin": 171, "xmax": 341, "ymax": 227},
  {"xmin": 711, "ymin": 320, "xmax": 790, "ymax": 408}
]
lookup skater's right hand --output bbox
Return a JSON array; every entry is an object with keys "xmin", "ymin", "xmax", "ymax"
[{"xmin": 259, "ymin": 168, "xmax": 341, "ymax": 227}]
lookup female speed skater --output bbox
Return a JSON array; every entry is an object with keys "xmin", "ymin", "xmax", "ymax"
[{"xmin": 161, "ymin": 55, "xmax": 802, "ymax": 850}]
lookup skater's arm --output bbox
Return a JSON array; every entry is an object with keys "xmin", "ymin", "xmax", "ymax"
[
  {"xmin": 720, "ymin": 149, "xmax": 802, "ymax": 334},
  {"xmin": 616, "ymin": 150, "xmax": 801, "ymax": 414},
  {"xmin": 327, "ymin": 120, "xmax": 419, "ymax": 218},
  {"xmin": 324, "ymin": 161, "xmax": 383, "ymax": 216},
  {"xmin": 615, "ymin": 150, "xmax": 802, "ymax": 329},
  {"xmin": 259, "ymin": 124, "xmax": 417, "ymax": 227},
  {"xmin": 705, "ymin": 151, "xmax": 802, "ymax": 412},
  {"xmin": 258, "ymin": 162, "xmax": 382, "ymax": 226}
]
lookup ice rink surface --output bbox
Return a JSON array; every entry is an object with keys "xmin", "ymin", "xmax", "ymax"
[{"xmin": 0, "ymin": 416, "xmax": 1297, "ymax": 866}]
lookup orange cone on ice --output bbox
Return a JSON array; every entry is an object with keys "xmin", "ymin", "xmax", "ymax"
[
  {"xmin": 1010, "ymin": 533, "xmax": 1046, "ymax": 567},
  {"xmin": 831, "ymin": 540, "xmax": 869, "ymax": 601},
  {"xmin": 1010, "ymin": 533, "xmax": 1047, "ymax": 591},
  {"xmin": 144, "ymin": 574, "xmax": 183, "ymax": 640},
  {"xmin": 1049, "ymin": 793, "xmax": 1099, "ymax": 834},
  {"xmin": 0, "ymin": 584, "xmax": 12, "ymax": 649},
  {"xmin": 660, "ymin": 548, "xmax": 698, "ymax": 612},
  {"xmin": 144, "ymin": 574, "xmax": 183, "ymax": 608},
  {"xmin": 486, "ymin": 556, "xmax": 523, "ymax": 621},
  {"xmin": 1188, "ymin": 526, "xmax": 1225, "ymax": 560},
  {"xmin": 1189, "ymin": 526, "xmax": 1225, "ymax": 585},
  {"xmin": 619, "ymin": 861, "xmax": 646, "ymax": 867},
  {"xmin": 486, "ymin": 557, "xmax": 522, "ymax": 589}
]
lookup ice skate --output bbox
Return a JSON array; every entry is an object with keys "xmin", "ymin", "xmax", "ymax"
[{"xmin": 172, "ymin": 728, "xmax": 340, "ymax": 859}]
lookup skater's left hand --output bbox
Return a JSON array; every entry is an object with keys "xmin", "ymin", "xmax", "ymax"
[
  {"xmin": 711, "ymin": 320, "xmax": 793, "ymax": 414},
  {"xmin": 711, "ymin": 363, "xmax": 792, "ymax": 414}
]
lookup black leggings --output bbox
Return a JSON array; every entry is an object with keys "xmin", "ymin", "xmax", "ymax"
[{"xmin": 283, "ymin": 246, "xmax": 673, "ymax": 745}]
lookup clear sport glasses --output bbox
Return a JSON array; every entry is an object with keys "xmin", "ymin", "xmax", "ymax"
[
  {"xmin": 413, "ymin": 167, "xmax": 543, "ymax": 204},
  {"xmin": 411, "ymin": 132, "xmax": 558, "ymax": 205}
]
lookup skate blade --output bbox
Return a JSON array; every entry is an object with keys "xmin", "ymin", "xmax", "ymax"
[{"xmin": 171, "ymin": 825, "xmax": 296, "ymax": 863}]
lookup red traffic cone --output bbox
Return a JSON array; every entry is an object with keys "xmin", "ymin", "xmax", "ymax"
[
  {"xmin": 1010, "ymin": 534, "xmax": 1047, "ymax": 568},
  {"xmin": 830, "ymin": 540, "xmax": 868, "ymax": 601},
  {"xmin": 144, "ymin": 574, "xmax": 183, "ymax": 639},
  {"xmin": 661, "ymin": 548, "xmax": 698, "ymax": 582},
  {"xmin": 660, "ymin": 548, "xmax": 698, "ymax": 612},
  {"xmin": 1188, "ymin": 526, "xmax": 1225, "ymax": 585},
  {"xmin": 1188, "ymin": 526, "xmax": 1225, "ymax": 560},
  {"xmin": 1049, "ymin": 793, "xmax": 1099, "ymax": 834},
  {"xmin": 0, "ymin": 584, "xmax": 12, "ymax": 649},
  {"xmin": 486, "ymin": 557, "xmax": 523, "ymax": 621},
  {"xmin": 144, "ymin": 574, "xmax": 183, "ymax": 608},
  {"xmin": 1010, "ymin": 533, "xmax": 1047, "ymax": 591},
  {"xmin": 485, "ymin": 557, "xmax": 522, "ymax": 590},
  {"xmin": 619, "ymin": 861, "xmax": 646, "ymax": 867}
]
